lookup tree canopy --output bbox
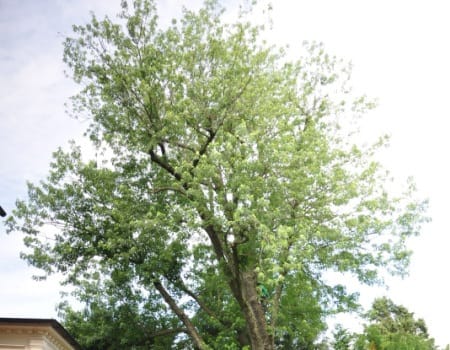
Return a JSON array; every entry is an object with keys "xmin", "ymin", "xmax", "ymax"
[{"xmin": 7, "ymin": 1, "xmax": 427, "ymax": 349}]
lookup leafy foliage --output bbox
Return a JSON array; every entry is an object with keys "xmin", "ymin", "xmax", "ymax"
[
  {"xmin": 7, "ymin": 0, "xmax": 427, "ymax": 349},
  {"xmin": 354, "ymin": 297, "xmax": 437, "ymax": 350},
  {"xmin": 332, "ymin": 324, "xmax": 354, "ymax": 350}
]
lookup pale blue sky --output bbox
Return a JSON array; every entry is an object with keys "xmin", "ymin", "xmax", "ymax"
[{"xmin": 1, "ymin": 0, "xmax": 450, "ymax": 346}]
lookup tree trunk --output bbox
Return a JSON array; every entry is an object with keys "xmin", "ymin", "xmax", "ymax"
[
  {"xmin": 196, "ymin": 204, "xmax": 273, "ymax": 349},
  {"xmin": 238, "ymin": 270, "xmax": 274, "ymax": 350}
]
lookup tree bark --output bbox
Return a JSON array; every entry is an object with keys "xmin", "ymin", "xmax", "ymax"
[{"xmin": 238, "ymin": 270, "xmax": 274, "ymax": 350}]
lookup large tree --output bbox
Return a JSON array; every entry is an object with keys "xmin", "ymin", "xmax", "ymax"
[{"xmin": 7, "ymin": 1, "xmax": 427, "ymax": 349}]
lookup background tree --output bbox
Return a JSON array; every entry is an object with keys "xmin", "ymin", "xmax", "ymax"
[
  {"xmin": 333, "ymin": 324, "xmax": 354, "ymax": 350},
  {"xmin": 7, "ymin": 0, "xmax": 427, "ymax": 349},
  {"xmin": 354, "ymin": 297, "xmax": 437, "ymax": 350}
]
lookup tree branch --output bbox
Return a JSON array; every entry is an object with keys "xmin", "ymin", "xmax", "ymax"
[
  {"xmin": 176, "ymin": 281, "xmax": 231, "ymax": 328},
  {"xmin": 158, "ymin": 142, "xmax": 166, "ymax": 157},
  {"xmin": 192, "ymin": 128, "xmax": 216, "ymax": 168},
  {"xmin": 162, "ymin": 139, "xmax": 197, "ymax": 153},
  {"xmin": 151, "ymin": 186, "xmax": 186, "ymax": 196},
  {"xmin": 153, "ymin": 280, "xmax": 209, "ymax": 350},
  {"xmin": 198, "ymin": 211, "xmax": 245, "ymax": 297},
  {"xmin": 149, "ymin": 149, "xmax": 183, "ymax": 182},
  {"xmin": 191, "ymin": 75, "xmax": 252, "ymax": 171}
]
